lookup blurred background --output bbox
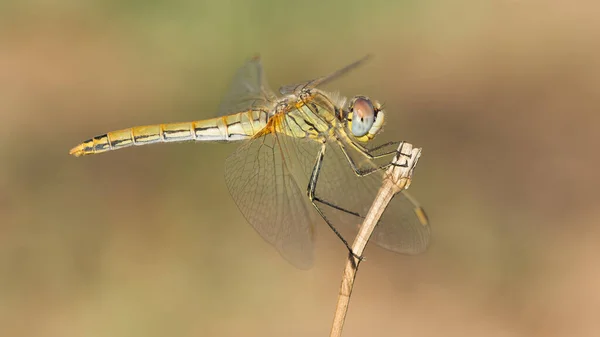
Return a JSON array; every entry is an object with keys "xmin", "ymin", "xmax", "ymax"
[{"xmin": 1, "ymin": 0, "xmax": 599, "ymax": 336}]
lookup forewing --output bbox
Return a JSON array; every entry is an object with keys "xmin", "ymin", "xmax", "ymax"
[
  {"xmin": 371, "ymin": 190, "xmax": 430, "ymax": 253},
  {"xmin": 217, "ymin": 56, "xmax": 277, "ymax": 116},
  {"xmin": 313, "ymin": 135, "xmax": 431, "ymax": 255},
  {"xmin": 223, "ymin": 124, "xmax": 317, "ymax": 269},
  {"xmin": 279, "ymin": 55, "xmax": 372, "ymax": 95}
]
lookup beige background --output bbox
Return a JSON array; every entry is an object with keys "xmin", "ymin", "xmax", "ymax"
[{"xmin": 1, "ymin": 1, "xmax": 599, "ymax": 336}]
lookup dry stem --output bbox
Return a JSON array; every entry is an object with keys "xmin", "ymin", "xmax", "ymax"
[{"xmin": 329, "ymin": 142, "xmax": 422, "ymax": 337}]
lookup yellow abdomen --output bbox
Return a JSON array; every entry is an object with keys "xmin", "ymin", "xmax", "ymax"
[{"xmin": 69, "ymin": 110, "xmax": 268, "ymax": 157}]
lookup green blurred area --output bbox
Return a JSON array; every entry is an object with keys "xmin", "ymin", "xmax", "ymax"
[{"xmin": 1, "ymin": 1, "xmax": 600, "ymax": 336}]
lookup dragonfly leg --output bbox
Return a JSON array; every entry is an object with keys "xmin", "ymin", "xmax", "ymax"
[
  {"xmin": 352, "ymin": 140, "xmax": 410, "ymax": 160},
  {"xmin": 339, "ymin": 140, "xmax": 410, "ymax": 176},
  {"xmin": 307, "ymin": 141, "xmax": 364, "ymax": 262}
]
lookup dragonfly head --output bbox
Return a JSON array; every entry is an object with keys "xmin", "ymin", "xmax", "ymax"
[{"xmin": 345, "ymin": 96, "xmax": 385, "ymax": 142}]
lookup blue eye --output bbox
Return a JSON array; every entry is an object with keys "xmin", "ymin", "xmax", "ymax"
[{"xmin": 351, "ymin": 98, "xmax": 375, "ymax": 137}]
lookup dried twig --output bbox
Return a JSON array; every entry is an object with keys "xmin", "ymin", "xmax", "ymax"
[{"xmin": 329, "ymin": 142, "xmax": 422, "ymax": 337}]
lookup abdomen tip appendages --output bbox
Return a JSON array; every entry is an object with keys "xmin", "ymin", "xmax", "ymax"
[
  {"xmin": 69, "ymin": 138, "xmax": 103, "ymax": 157},
  {"xmin": 69, "ymin": 143, "xmax": 90, "ymax": 157},
  {"xmin": 69, "ymin": 147, "xmax": 81, "ymax": 157}
]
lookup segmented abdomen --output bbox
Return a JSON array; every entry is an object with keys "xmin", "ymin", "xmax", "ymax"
[{"xmin": 69, "ymin": 110, "xmax": 268, "ymax": 157}]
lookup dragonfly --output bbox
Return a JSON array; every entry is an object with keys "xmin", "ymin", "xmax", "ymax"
[{"xmin": 69, "ymin": 55, "xmax": 430, "ymax": 269}]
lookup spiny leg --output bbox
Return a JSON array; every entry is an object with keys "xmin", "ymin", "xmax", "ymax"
[
  {"xmin": 307, "ymin": 141, "xmax": 364, "ymax": 262},
  {"xmin": 338, "ymin": 140, "xmax": 410, "ymax": 177},
  {"xmin": 360, "ymin": 141, "xmax": 407, "ymax": 159}
]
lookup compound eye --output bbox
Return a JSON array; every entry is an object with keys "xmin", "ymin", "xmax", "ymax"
[{"xmin": 351, "ymin": 97, "xmax": 375, "ymax": 137}]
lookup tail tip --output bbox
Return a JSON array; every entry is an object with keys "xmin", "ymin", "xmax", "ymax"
[{"xmin": 69, "ymin": 144, "xmax": 85, "ymax": 157}]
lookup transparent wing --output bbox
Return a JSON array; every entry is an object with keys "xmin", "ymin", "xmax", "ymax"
[
  {"xmin": 373, "ymin": 190, "xmax": 430, "ymax": 253},
  {"xmin": 313, "ymin": 133, "xmax": 431, "ymax": 255},
  {"xmin": 223, "ymin": 119, "xmax": 318, "ymax": 269},
  {"xmin": 224, "ymin": 102, "xmax": 429, "ymax": 268},
  {"xmin": 270, "ymin": 102, "xmax": 430, "ymax": 255},
  {"xmin": 279, "ymin": 55, "xmax": 372, "ymax": 95},
  {"xmin": 216, "ymin": 55, "xmax": 277, "ymax": 116}
]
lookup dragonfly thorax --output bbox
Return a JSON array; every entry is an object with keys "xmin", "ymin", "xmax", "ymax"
[{"xmin": 274, "ymin": 101, "xmax": 288, "ymax": 115}]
